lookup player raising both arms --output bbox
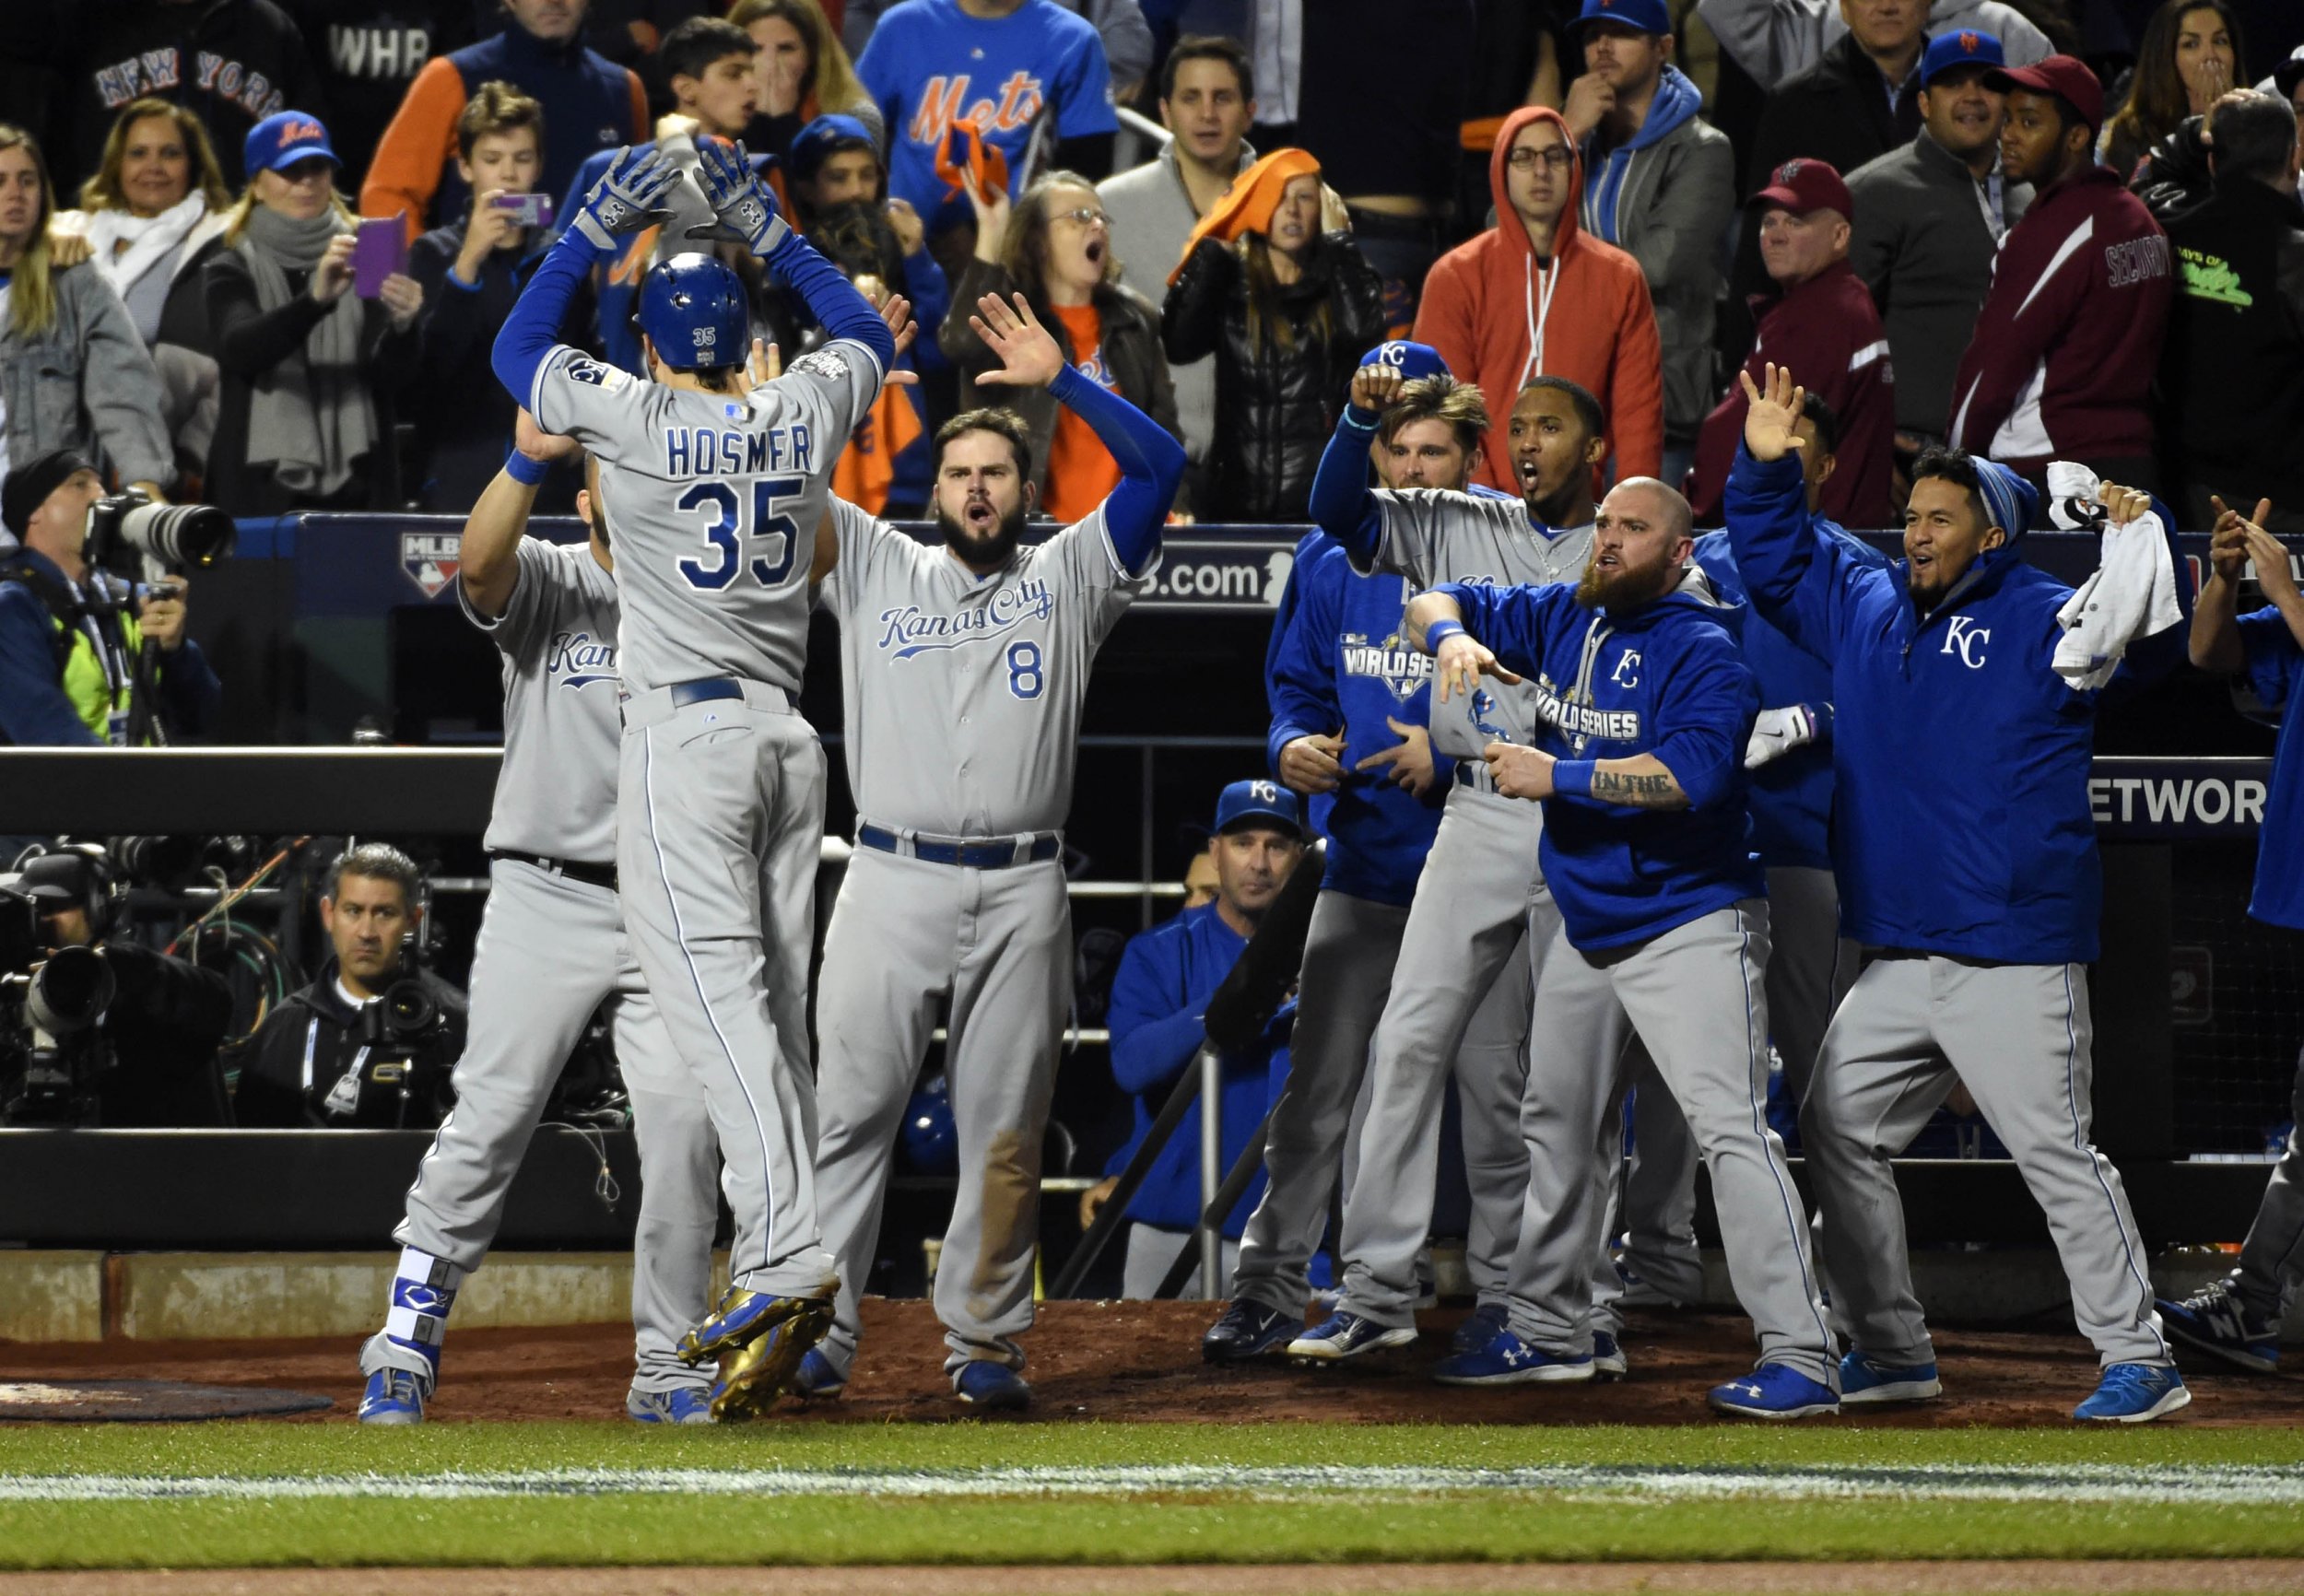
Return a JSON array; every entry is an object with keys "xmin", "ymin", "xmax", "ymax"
[{"xmin": 490, "ymin": 140, "xmax": 896, "ymax": 1421}]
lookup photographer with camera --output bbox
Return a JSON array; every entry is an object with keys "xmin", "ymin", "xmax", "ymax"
[
  {"xmin": 3, "ymin": 844, "xmax": 233, "ymax": 1127},
  {"xmin": 0, "ymin": 449, "xmax": 224, "ymax": 749},
  {"xmin": 229, "ymin": 843, "xmax": 468, "ymax": 1130}
]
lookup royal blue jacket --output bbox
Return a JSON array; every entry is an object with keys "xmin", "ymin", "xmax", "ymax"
[
  {"xmin": 1104, "ymin": 902, "xmax": 1290, "ymax": 1236},
  {"xmin": 1440, "ymin": 574, "xmax": 1763, "ymax": 950},
  {"xmin": 1690, "ymin": 527, "xmax": 1887, "ymax": 871},
  {"xmin": 2238, "ymin": 604, "xmax": 2304, "ymax": 931},
  {"xmin": 1725, "ymin": 444, "xmax": 2140, "ymax": 963},
  {"xmin": 1265, "ymin": 533, "xmax": 1453, "ymax": 907}
]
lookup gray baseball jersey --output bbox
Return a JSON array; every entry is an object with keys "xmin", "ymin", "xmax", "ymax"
[
  {"xmin": 527, "ymin": 338, "xmax": 882, "ymax": 695},
  {"xmin": 460, "ymin": 540, "xmax": 622, "ymax": 864},
  {"xmin": 819, "ymin": 499, "xmax": 1151, "ymax": 834},
  {"xmin": 1351, "ymin": 493, "xmax": 1594, "ymax": 756}
]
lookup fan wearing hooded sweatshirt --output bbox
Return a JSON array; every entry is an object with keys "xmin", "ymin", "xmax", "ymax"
[{"xmin": 1412, "ymin": 106, "xmax": 1664, "ymax": 495}]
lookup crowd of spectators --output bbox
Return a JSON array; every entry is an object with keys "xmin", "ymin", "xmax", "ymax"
[{"xmin": 0, "ymin": 0, "xmax": 2300, "ymax": 545}]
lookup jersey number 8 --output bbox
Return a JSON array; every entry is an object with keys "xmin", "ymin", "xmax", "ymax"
[
  {"xmin": 1006, "ymin": 640, "xmax": 1043, "ymax": 700},
  {"xmin": 676, "ymin": 477, "xmax": 803, "ymax": 591}
]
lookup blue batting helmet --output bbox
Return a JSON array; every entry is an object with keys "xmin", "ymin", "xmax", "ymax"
[{"xmin": 638, "ymin": 252, "xmax": 747, "ymax": 371}]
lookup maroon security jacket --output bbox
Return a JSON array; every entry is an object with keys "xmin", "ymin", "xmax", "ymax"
[{"xmin": 1947, "ymin": 163, "xmax": 2173, "ymax": 475}]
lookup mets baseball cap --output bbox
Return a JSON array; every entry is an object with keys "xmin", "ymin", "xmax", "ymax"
[
  {"xmin": 1571, "ymin": 0, "xmax": 1671, "ymax": 36},
  {"xmin": 244, "ymin": 111, "xmax": 339, "ymax": 175},
  {"xmin": 1750, "ymin": 157, "xmax": 1852, "ymax": 222},
  {"xmin": 788, "ymin": 114, "xmax": 877, "ymax": 186},
  {"xmin": 1983, "ymin": 53, "xmax": 2105, "ymax": 133},
  {"xmin": 1360, "ymin": 340, "xmax": 1452, "ymax": 384},
  {"xmin": 1921, "ymin": 29, "xmax": 2004, "ymax": 86},
  {"xmin": 1213, "ymin": 780, "xmax": 1303, "ymax": 838}
]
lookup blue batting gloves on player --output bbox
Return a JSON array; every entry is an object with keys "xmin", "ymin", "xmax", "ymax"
[
  {"xmin": 691, "ymin": 137, "xmax": 789, "ymax": 256},
  {"xmin": 570, "ymin": 145, "xmax": 678, "ymax": 252}
]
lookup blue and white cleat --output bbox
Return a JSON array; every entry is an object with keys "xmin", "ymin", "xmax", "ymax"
[
  {"xmin": 1287, "ymin": 1311, "xmax": 1417, "ymax": 1363},
  {"xmin": 791, "ymin": 1347, "xmax": 846, "ymax": 1398},
  {"xmin": 1839, "ymin": 1350, "xmax": 1942, "ymax": 1403},
  {"xmin": 1708, "ymin": 1363, "xmax": 1840, "ymax": 1420},
  {"xmin": 1428, "ymin": 1329, "xmax": 1594, "ymax": 1387},
  {"xmin": 626, "ymin": 1386, "xmax": 714, "ymax": 1424},
  {"xmin": 2074, "ymin": 1362, "xmax": 2191, "ymax": 1423},
  {"xmin": 954, "ymin": 1360, "xmax": 1031, "ymax": 1412},
  {"xmin": 1592, "ymin": 1330, "xmax": 1628, "ymax": 1380},
  {"xmin": 1450, "ymin": 1302, "xmax": 1511, "ymax": 1355},
  {"xmin": 357, "ymin": 1367, "xmax": 429, "ymax": 1425},
  {"xmin": 2157, "ymin": 1278, "xmax": 2279, "ymax": 1374}
]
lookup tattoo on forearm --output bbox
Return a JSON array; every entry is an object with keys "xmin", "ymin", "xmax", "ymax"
[{"xmin": 1590, "ymin": 769, "xmax": 1685, "ymax": 809}]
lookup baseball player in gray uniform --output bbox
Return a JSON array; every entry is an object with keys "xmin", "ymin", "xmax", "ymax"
[
  {"xmin": 357, "ymin": 422, "xmax": 719, "ymax": 1426},
  {"xmin": 494, "ymin": 141, "xmax": 896, "ymax": 1418},
  {"xmin": 1223, "ymin": 370, "xmax": 1609, "ymax": 1367},
  {"xmin": 798, "ymin": 291, "xmax": 1186, "ymax": 1413}
]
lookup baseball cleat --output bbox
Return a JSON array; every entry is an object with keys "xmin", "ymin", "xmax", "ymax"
[
  {"xmin": 1839, "ymin": 1350, "xmax": 1943, "ymax": 1403},
  {"xmin": 1202, "ymin": 1300, "xmax": 1302, "ymax": 1363},
  {"xmin": 791, "ymin": 1347, "xmax": 846, "ymax": 1398},
  {"xmin": 1707, "ymin": 1363, "xmax": 1840, "ymax": 1421},
  {"xmin": 1449, "ymin": 1302, "xmax": 1511, "ymax": 1356},
  {"xmin": 2074, "ymin": 1362, "xmax": 2192, "ymax": 1424},
  {"xmin": 1287, "ymin": 1311, "xmax": 1417, "ymax": 1363},
  {"xmin": 1592, "ymin": 1330, "xmax": 1628, "ymax": 1380},
  {"xmin": 2156, "ymin": 1277, "xmax": 2280, "ymax": 1374},
  {"xmin": 357, "ymin": 1367, "xmax": 429, "ymax": 1425},
  {"xmin": 1429, "ymin": 1329, "xmax": 1594, "ymax": 1386},
  {"xmin": 678, "ymin": 1284, "xmax": 834, "ymax": 1365},
  {"xmin": 707, "ymin": 1302, "xmax": 835, "ymax": 1421},
  {"xmin": 954, "ymin": 1360, "xmax": 1031, "ymax": 1412},
  {"xmin": 625, "ymin": 1386, "xmax": 715, "ymax": 1425}
]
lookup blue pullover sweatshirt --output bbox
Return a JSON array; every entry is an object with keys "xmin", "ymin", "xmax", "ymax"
[
  {"xmin": 1265, "ymin": 532, "xmax": 1455, "ymax": 907},
  {"xmin": 1723, "ymin": 443, "xmax": 2181, "ymax": 965},
  {"xmin": 1103, "ymin": 902, "xmax": 1290, "ymax": 1235},
  {"xmin": 1690, "ymin": 527, "xmax": 1887, "ymax": 870},
  {"xmin": 1438, "ymin": 571, "xmax": 1763, "ymax": 951}
]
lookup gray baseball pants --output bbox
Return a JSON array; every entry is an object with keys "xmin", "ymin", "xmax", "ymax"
[
  {"xmin": 619, "ymin": 684, "xmax": 836, "ymax": 1302},
  {"xmin": 1801, "ymin": 955, "xmax": 2172, "ymax": 1368},
  {"xmin": 2230, "ymin": 1055, "xmax": 2304, "ymax": 1318},
  {"xmin": 372, "ymin": 859, "xmax": 718, "ymax": 1393},
  {"xmin": 812, "ymin": 844, "xmax": 1070, "ymax": 1379},
  {"xmin": 1511, "ymin": 900, "xmax": 1835, "ymax": 1382}
]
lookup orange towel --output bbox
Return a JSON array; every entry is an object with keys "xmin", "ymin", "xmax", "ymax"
[{"xmin": 1168, "ymin": 147, "xmax": 1320, "ymax": 284}]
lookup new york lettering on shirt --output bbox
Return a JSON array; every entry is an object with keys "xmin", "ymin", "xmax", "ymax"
[{"xmin": 94, "ymin": 50, "xmax": 286, "ymax": 117}]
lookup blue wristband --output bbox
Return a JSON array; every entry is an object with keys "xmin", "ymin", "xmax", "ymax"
[
  {"xmin": 1554, "ymin": 760, "xmax": 1595, "ymax": 798},
  {"xmin": 504, "ymin": 449, "xmax": 551, "ymax": 487},
  {"xmin": 1424, "ymin": 618, "xmax": 1466, "ymax": 651}
]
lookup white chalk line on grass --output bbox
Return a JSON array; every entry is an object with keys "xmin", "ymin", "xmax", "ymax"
[{"xmin": 2, "ymin": 1463, "xmax": 2302, "ymax": 1507}]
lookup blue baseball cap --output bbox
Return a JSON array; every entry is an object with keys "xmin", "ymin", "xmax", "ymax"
[
  {"xmin": 1213, "ymin": 780, "xmax": 1302, "ymax": 838},
  {"xmin": 1921, "ymin": 28, "xmax": 2005, "ymax": 87},
  {"xmin": 788, "ymin": 114, "xmax": 878, "ymax": 186},
  {"xmin": 1361, "ymin": 340, "xmax": 1452, "ymax": 384},
  {"xmin": 1572, "ymin": 0, "xmax": 1672, "ymax": 37},
  {"xmin": 244, "ymin": 111, "xmax": 339, "ymax": 175}
]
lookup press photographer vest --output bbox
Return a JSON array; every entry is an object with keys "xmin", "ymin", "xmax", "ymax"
[{"xmin": 0, "ymin": 563, "xmax": 149, "ymax": 744}]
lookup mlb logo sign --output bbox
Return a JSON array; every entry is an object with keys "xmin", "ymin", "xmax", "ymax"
[{"xmin": 402, "ymin": 531, "xmax": 461, "ymax": 599}]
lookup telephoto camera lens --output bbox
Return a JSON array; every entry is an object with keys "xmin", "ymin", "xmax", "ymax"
[
  {"xmin": 26, "ymin": 946, "xmax": 115, "ymax": 1036},
  {"xmin": 119, "ymin": 500, "xmax": 236, "ymax": 569},
  {"xmin": 382, "ymin": 979, "xmax": 437, "ymax": 1036}
]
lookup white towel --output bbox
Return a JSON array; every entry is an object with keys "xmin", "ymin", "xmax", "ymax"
[{"xmin": 2049, "ymin": 461, "xmax": 2182, "ymax": 691}]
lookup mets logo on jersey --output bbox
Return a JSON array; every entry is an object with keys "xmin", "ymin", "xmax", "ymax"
[
  {"xmin": 401, "ymin": 532, "xmax": 460, "ymax": 599},
  {"xmin": 877, "ymin": 577, "xmax": 1055, "ymax": 658},
  {"xmin": 1339, "ymin": 629, "xmax": 1433, "ymax": 702},
  {"xmin": 547, "ymin": 629, "xmax": 617, "ymax": 689}
]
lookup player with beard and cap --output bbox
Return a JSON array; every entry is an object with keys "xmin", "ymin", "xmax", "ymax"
[
  {"xmin": 1225, "ymin": 361, "xmax": 1608, "ymax": 1368},
  {"xmin": 800, "ymin": 290, "xmax": 1185, "ymax": 1413},
  {"xmin": 1403, "ymin": 475, "xmax": 1840, "ymax": 1418}
]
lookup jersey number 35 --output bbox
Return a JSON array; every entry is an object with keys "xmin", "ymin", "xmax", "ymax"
[{"xmin": 676, "ymin": 477, "xmax": 802, "ymax": 591}]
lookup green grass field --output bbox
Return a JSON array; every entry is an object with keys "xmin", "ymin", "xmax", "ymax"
[{"xmin": 3, "ymin": 1423, "xmax": 2303, "ymax": 1569}]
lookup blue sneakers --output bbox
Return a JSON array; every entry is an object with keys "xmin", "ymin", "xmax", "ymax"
[
  {"xmin": 1839, "ymin": 1350, "xmax": 1943, "ymax": 1403},
  {"xmin": 1428, "ymin": 1329, "xmax": 1595, "ymax": 1386},
  {"xmin": 1593, "ymin": 1330, "xmax": 1628, "ymax": 1380},
  {"xmin": 792, "ymin": 1347, "xmax": 846, "ymax": 1398},
  {"xmin": 954, "ymin": 1360, "xmax": 1031, "ymax": 1412},
  {"xmin": 357, "ymin": 1367, "xmax": 428, "ymax": 1425},
  {"xmin": 1286, "ymin": 1311, "xmax": 1418, "ymax": 1363},
  {"xmin": 2074, "ymin": 1362, "xmax": 2192, "ymax": 1423},
  {"xmin": 1202, "ymin": 1300, "xmax": 1303, "ymax": 1363},
  {"xmin": 1449, "ymin": 1302, "xmax": 1511, "ymax": 1355},
  {"xmin": 626, "ymin": 1386, "xmax": 714, "ymax": 1424},
  {"xmin": 2157, "ymin": 1278, "xmax": 2279, "ymax": 1374},
  {"xmin": 1707, "ymin": 1363, "xmax": 1840, "ymax": 1420}
]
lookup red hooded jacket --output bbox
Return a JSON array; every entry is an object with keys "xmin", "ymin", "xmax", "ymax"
[{"xmin": 1412, "ymin": 106, "xmax": 1664, "ymax": 492}]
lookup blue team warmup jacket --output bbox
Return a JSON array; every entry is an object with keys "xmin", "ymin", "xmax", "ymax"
[
  {"xmin": 2238, "ymin": 606, "xmax": 2304, "ymax": 932},
  {"xmin": 1439, "ymin": 573, "xmax": 1763, "ymax": 951}
]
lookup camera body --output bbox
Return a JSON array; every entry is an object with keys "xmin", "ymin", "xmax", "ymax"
[
  {"xmin": 84, "ymin": 490, "xmax": 237, "ymax": 587},
  {"xmin": 0, "ymin": 875, "xmax": 117, "ymax": 1125},
  {"xmin": 331, "ymin": 934, "xmax": 456, "ymax": 1127}
]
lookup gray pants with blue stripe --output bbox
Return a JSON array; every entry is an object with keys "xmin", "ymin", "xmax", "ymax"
[
  {"xmin": 1509, "ymin": 899, "xmax": 1836, "ymax": 1382},
  {"xmin": 1802, "ymin": 955, "xmax": 2171, "ymax": 1368}
]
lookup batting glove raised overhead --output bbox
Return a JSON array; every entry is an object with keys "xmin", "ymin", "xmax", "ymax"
[
  {"xmin": 1745, "ymin": 703, "xmax": 1826, "ymax": 769},
  {"xmin": 692, "ymin": 137, "xmax": 790, "ymax": 256},
  {"xmin": 569, "ymin": 146, "xmax": 678, "ymax": 252}
]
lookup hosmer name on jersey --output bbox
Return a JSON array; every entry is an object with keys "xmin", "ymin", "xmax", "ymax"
[
  {"xmin": 664, "ymin": 424, "xmax": 817, "ymax": 478},
  {"xmin": 1340, "ymin": 633, "xmax": 1434, "ymax": 701},
  {"xmin": 877, "ymin": 578, "xmax": 1055, "ymax": 658}
]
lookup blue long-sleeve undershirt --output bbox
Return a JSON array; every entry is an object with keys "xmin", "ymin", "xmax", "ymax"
[
  {"xmin": 1045, "ymin": 361, "xmax": 1183, "ymax": 577},
  {"xmin": 1308, "ymin": 402, "xmax": 1385, "ymax": 566}
]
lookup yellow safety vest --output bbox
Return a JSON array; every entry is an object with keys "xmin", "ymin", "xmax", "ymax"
[{"xmin": 4, "ymin": 566, "xmax": 150, "ymax": 745}]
